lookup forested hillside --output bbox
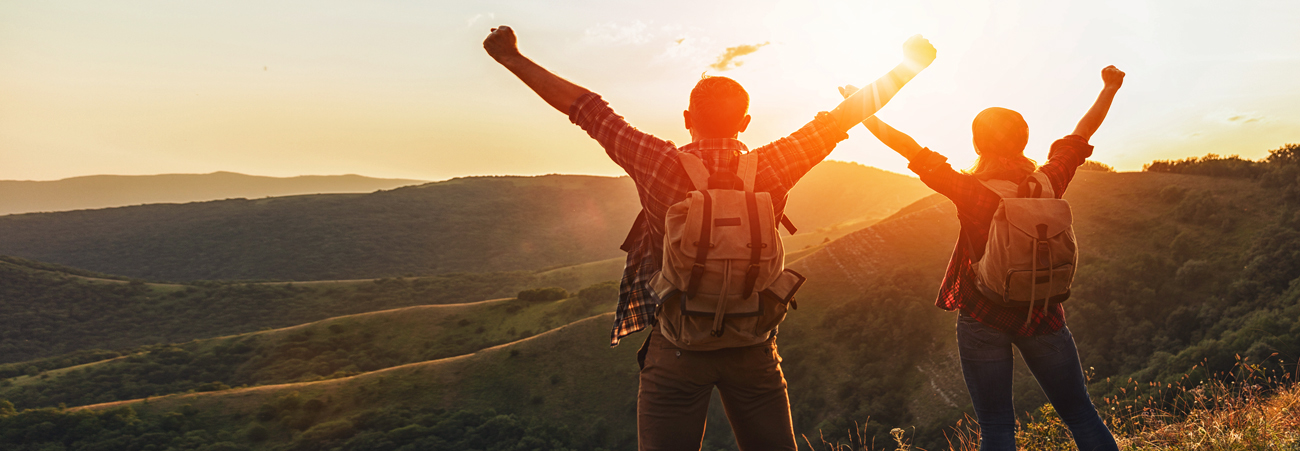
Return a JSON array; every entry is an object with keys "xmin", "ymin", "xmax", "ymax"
[
  {"xmin": 5, "ymin": 149, "xmax": 1300, "ymax": 450},
  {"xmin": 0, "ymin": 165, "xmax": 927, "ymax": 282}
]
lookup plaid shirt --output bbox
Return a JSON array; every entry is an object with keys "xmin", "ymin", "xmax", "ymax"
[
  {"xmin": 907, "ymin": 135, "xmax": 1093, "ymax": 336},
  {"xmin": 569, "ymin": 93, "xmax": 848, "ymax": 346}
]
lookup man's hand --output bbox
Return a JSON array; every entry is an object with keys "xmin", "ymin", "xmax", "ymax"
[
  {"xmin": 1101, "ymin": 65, "xmax": 1125, "ymax": 90},
  {"xmin": 484, "ymin": 25, "xmax": 521, "ymax": 63},
  {"xmin": 482, "ymin": 25, "xmax": 592, "ymax": 114},
  {"xmin": 903, "ymin": 35, "xmax": 937, "ymax": 69}
]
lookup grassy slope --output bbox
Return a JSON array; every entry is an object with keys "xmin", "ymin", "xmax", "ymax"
[
  {"xmin": 70, "ymin": 313, "xmax": 643, "ymax": 450},
  {"xmin": 0, "ymin": 257, "xmax": 608, "ymax": 365},
  {"xmin": 2, "ymin": 294, "xmax": 615, "ymax": 409},
  {"xmin": 778, "ymin": 170, "xmax": 1281, "ymax": 446},
  {"xmin": 4, "ymin": 170, "xmax": 1287, "ymax": 449},
  {"xmin": 0, "ymin": 165, "xmax": 928, "ymax": 282}
]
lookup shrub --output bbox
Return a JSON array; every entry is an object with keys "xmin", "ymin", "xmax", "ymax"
[
  {"xmin": 1079, "ymin": 160, "xmax": 1116, "ymax": 172},
  {"xmin": 578, "ymin": 281, "xmax": 619, "ymax": 307},
  {"xmin": 517, "ymin": 287, "xmax": 568, "ymax": 302},
  {"xmin": 1144, "ymin": 154, "xmax": 1267, "ymax": 178},
  {"xmin": 1158, "ymin": 185, "xmax": 1188, "ymax": 203},
  {"xmin": 245, "ymin": 423, "xmax": 270, "ymax": 442}
]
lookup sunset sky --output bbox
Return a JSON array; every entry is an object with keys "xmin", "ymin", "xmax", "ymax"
[{"xmin": 2, "ymin": 0, "xmax": 1297, "ymax": 181}]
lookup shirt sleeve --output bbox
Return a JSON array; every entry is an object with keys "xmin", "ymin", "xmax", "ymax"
[
  {"xmin": 569, "ymin": 93, "xmax": 677, "ymax": 186},
  {"xmin": 1037, "ymin": 135, "xmax": 1095, "ymax": 198},
  {"xmin": 906, "ymin": 148, "xmax": 999, "ymax": 226},
  {"xmin": 907, "ymin": 147, "xmax": 966, "ymax": 199},
  {"xmin": 752, "ymin": 111, "xmax": 850, "ymax": 189}
]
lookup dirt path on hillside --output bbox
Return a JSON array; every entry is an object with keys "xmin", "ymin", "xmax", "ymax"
[
  {"xmin": 22, "ymin": 297, "xmax": 516, "ymax": 385},
  {"xmin": 200, "ymin": 298, "xmax": 514, "ymax": 340},
  {"xmin": 70, "ymin": 313, "xmax": 615, "ymax": 412}
]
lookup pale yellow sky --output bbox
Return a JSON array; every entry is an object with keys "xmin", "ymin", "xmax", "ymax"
[{"xmin": 1, "ymin": 0, "xmax": 1297, "ymax": 181}]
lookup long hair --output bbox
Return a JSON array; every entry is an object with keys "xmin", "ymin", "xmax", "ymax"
[{"xmin": 967, "ymin": 107, "xmax": 1036, "ymax": 181}]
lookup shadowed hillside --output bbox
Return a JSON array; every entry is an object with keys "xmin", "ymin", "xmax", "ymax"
[
  {"xmin": 0, "ymin": 172, "xmax": 425, "ymax": 216},
  {"xmin": 0, "ymin": 164, "xmax": 928, "ymax": 282},
  {"xmin": 0, "ymin": 175, "xmax": 641, "ymax": 281},
  {"xmin": 1, "ymin": 284, "xmax": 617, "ymax": 409},
  {"xmin": 5, "ymin": 169, "xmax": 1299, "ymax": 449},
  {"xmin": 0, "ymin": 255, "xmax": 609, "ymax": 365}
]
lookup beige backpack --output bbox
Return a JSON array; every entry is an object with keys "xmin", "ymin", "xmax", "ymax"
[
  {"xmin": 972, "ymin": 172, "xmax": 1077, "ymax": 325},
  {"xmin": 648, "ymin": 151, "xmax": 805, "ymax": 351}
]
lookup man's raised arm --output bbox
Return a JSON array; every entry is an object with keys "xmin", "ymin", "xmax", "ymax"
[
  {"xmin": 828, "ymin": 35, "xmax": 937, "ymax": 132},
  {"xmin": 484, "ymin": 26, "xmax": 592, "ymax": 114},
  {"xmin": 1070, "ymin": 65, "xmax": 1125, "ymax": 141}
]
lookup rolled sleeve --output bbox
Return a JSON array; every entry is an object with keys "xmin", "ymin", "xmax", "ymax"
[
  {"xmin": 1039, "ymin": 135, "xmax": 1096, "ymax": 196},
  {"xmin": 907, "ymin": 147, "xmax": 950, "ymax": 176},
  {"xmin": 567, "ymin": 92, "xmax": 605, "ymax": 128},
  {"xmin": 567, "ymin": 93, "xmax": 675, "ymax": 183},
  {"xmin": 1048, "ymin": 135, "xmax": 1095, "ymax": 166}
]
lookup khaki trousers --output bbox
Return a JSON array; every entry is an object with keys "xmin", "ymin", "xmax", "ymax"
[{"xmin": 637, "ymin": 329, "xmax": 796, "ymax": 451}]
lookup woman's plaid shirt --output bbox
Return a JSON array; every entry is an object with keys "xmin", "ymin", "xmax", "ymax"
[
  {"xmin": 906, "ymin": 135, "xmax": 1093, "ymax": 336},
  {"xmin": 568, "ymin": 93, "xmax": 848, "ymax": 347}
]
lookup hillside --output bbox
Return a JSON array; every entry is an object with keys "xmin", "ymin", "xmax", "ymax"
[
  {"xmin": 1, "ymin": 284, "xmax": 617, "ymax": 409},
  {"xmin": 0, "ymin": 164, "xmax": 928, "ymax": 282},
  {"xmin": 6, "ymin": 169, "xmax": 1299, "ymax": 449},
  {"xmin": 0, "ymin": 254, "xmax": 611, "ymax": 365},
  {"xmin": 0, "ymin": 172, "xmax": 425, "ymax": 216}
]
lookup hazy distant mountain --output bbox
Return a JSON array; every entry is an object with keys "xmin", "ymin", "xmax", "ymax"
[
  {"xmin": 0, "ymin": 171, "xmax": 426, "ymax": 215},
  {"xmin": 0, "ymin": 163, "xmax": 929, "ymax": 281}
]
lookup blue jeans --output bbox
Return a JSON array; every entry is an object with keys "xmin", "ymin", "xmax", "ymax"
[{"xmin": 957, "ymin": 315, "xmax": 1118, "ymax": 451}]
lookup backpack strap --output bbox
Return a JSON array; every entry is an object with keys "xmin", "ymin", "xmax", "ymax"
[
  {"xmin": 1018, "ymin": 172, "xmax": 1055, "ymax": 198},
  {"xmin": 741, "ymin": 190, "xmax": 763, "ymax": 299},
  {"xmin": 736, "ymin": 152, "xmax": 758, "ymax": 193},
  {"xmin": 677, "ymin": 152, "xmax": 711, "ymax": 192},
  {"xmin": 685, "ymin": 190, "xmax": 713, "ymax": 299}
]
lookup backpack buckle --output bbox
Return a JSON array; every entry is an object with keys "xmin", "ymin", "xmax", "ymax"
[{"xmin": 690, "ymin": 263, "xmax": 706, "ymax": 279}]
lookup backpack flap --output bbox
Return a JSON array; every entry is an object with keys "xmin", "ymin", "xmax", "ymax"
[
  {"xmin": 677, "ymin": 190, "xmax": 780, "ymax": 262},
  {"xmin": 1000, "ymin": 198, "xmax": 1072, "ymax": 240}
]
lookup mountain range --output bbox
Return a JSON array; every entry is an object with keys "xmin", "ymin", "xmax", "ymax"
[{"xmin": 0, "ymin": 172, "xmax": 425, "ymax": 216}]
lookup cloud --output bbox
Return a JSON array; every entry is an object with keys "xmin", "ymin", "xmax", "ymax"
[
  {"xmin": 708, "ymin": 42, "xmax": 770, "ymax": 71},
  {"xmin": 1226, "ymin": 114, "xmax": 1264, "ymax": 124},
  {"xmin": 466, "ymin": 13, "xmax": 495, "ymax": 28},
  {"xmin": 1208, "ymin": 109, "xmax": 1267, "ymax": 125},
  {"xmin": 582, "ymin": 21, "xmax": 652, "ymax": 45}
]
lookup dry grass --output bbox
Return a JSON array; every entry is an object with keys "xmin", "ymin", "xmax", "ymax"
[
  {"xmin": 943, "ymin": 359, "xmax": 1300, "ymax": 450},
  {"xmin": 811, "ymin": 360, "xmax": 1300, "ymax": 450}
]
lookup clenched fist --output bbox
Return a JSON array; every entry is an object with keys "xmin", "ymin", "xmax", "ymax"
[
  {"xmin": 903, "ymin": 35, "xmax": 936, "ymax": 68},
  {"xmin": 1101, "ymin": 65, "xmax": 1124, "ymax": 89},
  {"xmin": 484, "ymin": 25, "xmax": 521, "ymax": 63}
]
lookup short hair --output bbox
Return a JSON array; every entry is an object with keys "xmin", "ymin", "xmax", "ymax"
[{"xmin": 689, "ymin": 76, "xmax": 749, "ymax": 136}]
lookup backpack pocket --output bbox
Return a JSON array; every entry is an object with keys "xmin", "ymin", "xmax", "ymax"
[{"xmin": 1001, "ymin": 264, "xmax": 1074, "ymax": 304}]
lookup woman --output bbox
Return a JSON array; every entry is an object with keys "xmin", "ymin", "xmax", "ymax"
[{"xmin": 841, "ymin": 65, "xmax": 1125, "ymax": 450}]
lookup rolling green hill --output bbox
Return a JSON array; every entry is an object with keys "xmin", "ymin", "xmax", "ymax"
[
  {"xmin": 7, "ymin": 163, "xmax": 1300, "ymax": 449},
  {"xmin": 1, "ymin": 283, "xmax": 617, "ymax": 410},
  {"xmin": 0, "ymin": 164, "xmax": 927, "ymax": 282},
  {"xmin": 0, "ymin": 172, "xmax": 425, "ymax": 216},
  {"xmin": 0, "ymin": 254, "xmax": 616, "ymax": 366}
]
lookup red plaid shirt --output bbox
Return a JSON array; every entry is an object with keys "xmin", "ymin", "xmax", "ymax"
[
  {"xmin": 569, "ymin": 93, "xmax": 848, "ymax": 346},
  {"xmin": 907, "ymin": 136, "xmax": 1093, "ymax": 336}
]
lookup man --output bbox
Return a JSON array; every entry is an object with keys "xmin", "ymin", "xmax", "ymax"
[{"xmin": 483, "ymin": 25, "xmax": 936, "ymax": 450}]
